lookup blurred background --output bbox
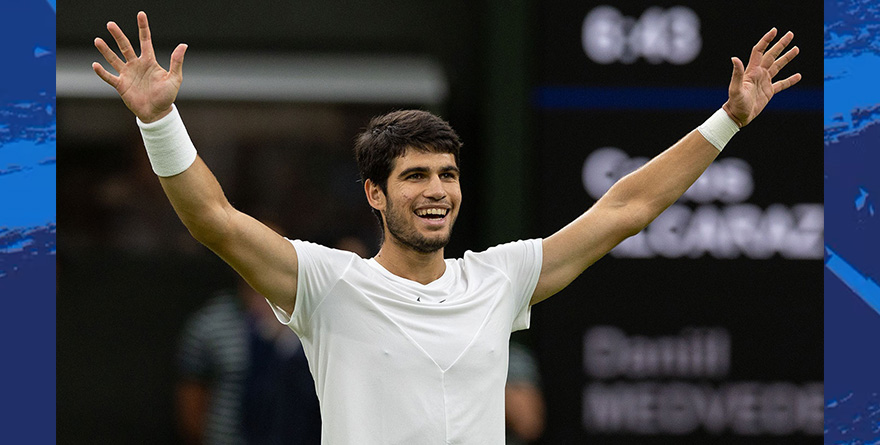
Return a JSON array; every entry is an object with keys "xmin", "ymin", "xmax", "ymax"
[{"xmin": 57, "ymin": 1, "xmax": 822, "ymax": 444}]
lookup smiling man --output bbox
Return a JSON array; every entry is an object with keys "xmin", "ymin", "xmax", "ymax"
[
  {"xmin": 93, "ymin": 11, "xmax": 801, "ymax": 445},
  {"xmin": 357, "ymin": 110, "xmax": 463, "ymax": 279}
]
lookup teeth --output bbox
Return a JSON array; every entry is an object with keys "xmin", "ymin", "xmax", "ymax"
[{"xmin": 416, "ymin": 208, "xmax": 447, "ymax": 217}]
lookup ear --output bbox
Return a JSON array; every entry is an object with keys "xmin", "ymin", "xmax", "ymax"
[{"xmin": 364, "ymin": 179, "xmax": 386, "ymax": 211}]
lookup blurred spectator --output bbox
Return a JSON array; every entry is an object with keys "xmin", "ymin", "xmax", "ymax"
[
  {"xmin": 175, "ymin": 234, "xmax": 370, "ymax": 444},
  {"xmin": 505, "ymin": 341, "xmax": 545, "ymax": 444},
  {"xmin": 175, "ymin": 277, "xmax": 321, "ymax": 445}
]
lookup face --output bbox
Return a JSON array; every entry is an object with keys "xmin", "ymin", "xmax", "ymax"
[{"xmin": 371, "ymin": 150, "xmax": 461, "ymax": 253}]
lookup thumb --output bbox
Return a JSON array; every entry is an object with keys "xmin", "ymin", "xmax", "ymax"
[
  {"xmin": 169, "ymin": 43, "xmax": 188, "ymax": 81},
  {"xmin": 729, "ymin": 56, "xmax": 744, "ymax": 94}
]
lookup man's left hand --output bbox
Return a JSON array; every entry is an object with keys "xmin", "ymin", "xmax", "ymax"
[{"xmin": 722, "ymin": 28, "xmax": 801, "ymax": 128}]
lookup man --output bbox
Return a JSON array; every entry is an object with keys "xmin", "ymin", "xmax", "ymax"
[
  {"xmin": 176, "ymin": 278, "xmax": 321, "ymax": 445},
  {"xmin": 175, "ymin": 235, "xmax": 366, "ymax": 445},
  {"xmin": 93, "ymin": 11, "xmax": 800, "ymax": 444}
]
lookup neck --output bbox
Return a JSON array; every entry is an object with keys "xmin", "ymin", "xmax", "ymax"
[{"xmin": 374, "ymin": 239, "xmax": 446, "ymax": 285}]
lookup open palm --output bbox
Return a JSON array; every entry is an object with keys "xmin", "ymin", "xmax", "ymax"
[
  {"xmin": 92, "ymin": 11, "xmax": 187, "ymax": 123},
  {"xmin": 722, "ymin": 28, "xmax": 801, "ymax": 128}
]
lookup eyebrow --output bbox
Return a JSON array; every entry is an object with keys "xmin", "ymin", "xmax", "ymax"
[{"xmin": 397, "ymin": 165, "xmax": 460, "ymax": 178}]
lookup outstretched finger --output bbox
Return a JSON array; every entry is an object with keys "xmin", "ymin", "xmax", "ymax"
[
  {"xmin": 107, "ymin": 21, "xmax": 137, "ymax": 62},
  {"xmin": 94, "ymin": 37, "xmax": 125, "ymax": 72},
  {"xmin": 137, "ymin": 11, "xmax": 154, "ymax": 59},
  {"xmin": 769, "ymin": 46, "xmax": 799, "ymax": 78},
  {"xmin": 92, "ymin": 62, "xmax": 119, "ymax": 89},
  {"xmin": 728, "ymin": 56, "xmax": 745, "ymax": 94},
  {"xmin": 762, "ymin": 31, "xmax": 793, "ymax": 69},
  {"xmin": 772, "ymin": 73, "xmax": 802, "ymax": 94},
  {"xmin": 747, "ymin": 28, "xmax": 777, "ymax": 69},
  {"xmin": 169, "ymin": 43, "xmax": 188, "ymax": 81}
]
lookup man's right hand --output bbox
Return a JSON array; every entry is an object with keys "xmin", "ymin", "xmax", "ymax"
[{"xmin": 92, "ymin": 11, "xmax": 187, "ymax": 123}]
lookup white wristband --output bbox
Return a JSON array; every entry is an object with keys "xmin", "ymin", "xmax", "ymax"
[
  {"xmin": 697, "ymin": 108, "xmax": 740, "ymax": 152},
  {"xmin": 136, "ymin": 104, "xmax": 198, "ymax": 177}
]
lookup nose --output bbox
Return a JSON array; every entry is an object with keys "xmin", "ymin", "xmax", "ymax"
[{"xmin": 423, "ymin": 175, "xmax": 447, "ymax": 200}]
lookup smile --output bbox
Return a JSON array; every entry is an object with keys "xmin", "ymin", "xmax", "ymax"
[{"xmin": 414, "ymin": 208, "xmax": 449, "ymax": 219}]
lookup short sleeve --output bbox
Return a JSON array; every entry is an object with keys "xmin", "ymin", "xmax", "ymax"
[
  {"xmin": 266, "ymin": 239, "xmax": 357, "ymax": 337},
  {"xmin": 468, "ymin": 239, "xmax": 543, "ymax": 332}
]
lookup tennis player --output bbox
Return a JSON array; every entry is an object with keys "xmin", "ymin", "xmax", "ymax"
[{"xmin": 93, "ymin": 11, "xmax": 800, "ymax": 444}]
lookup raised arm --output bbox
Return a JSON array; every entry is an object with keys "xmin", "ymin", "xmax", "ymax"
[
  {"xmin": 93, "ymin": 12, "xmax": 298, "ymax": 313},
  {"xmin": 531, "ymin": 28, "xmax": 801, "ymax": 305}
]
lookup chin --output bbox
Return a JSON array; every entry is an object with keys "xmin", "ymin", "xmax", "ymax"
[{"xmin": 413, "ymin": 232, "xmax": 452, "ymax": 254}]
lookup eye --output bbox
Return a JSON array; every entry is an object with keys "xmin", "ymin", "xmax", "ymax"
[
  {"xmin": 441, "ymin": 172, "xmax": 459, "ymax": 180},
  {"xmin": 407, "ymin": 173, "xmax": 424, "ymax": 180}
]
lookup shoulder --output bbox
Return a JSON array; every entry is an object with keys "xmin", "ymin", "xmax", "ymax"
[
  {"xmin": 457, "ymin": 239, "xmax": 544, "ymax": 299},
  {"xmin": 286, "ymin": 239, "xmax": 369, "ymax": 300},
  {"xmin": 462, "ymin": 239, "xmax": 543, "ymax": 265},
  {"xmin": 288, "ymin": 238, "xmax": 362, "ymax": 264}
]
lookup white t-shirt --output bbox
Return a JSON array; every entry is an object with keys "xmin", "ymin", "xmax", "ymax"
[{"xmin": 268, "ymin": 238, "xmax": 543, "ymax": 445}]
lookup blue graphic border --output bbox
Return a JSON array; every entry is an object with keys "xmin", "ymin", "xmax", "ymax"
[{"xmin": 0, "ymin": 1, "xmax": 57, "ymax": 442}]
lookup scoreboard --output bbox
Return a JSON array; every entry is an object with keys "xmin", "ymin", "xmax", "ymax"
[{"xmin": 530, "ymin": 2, "xmax": 822, "ymax": 443}]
